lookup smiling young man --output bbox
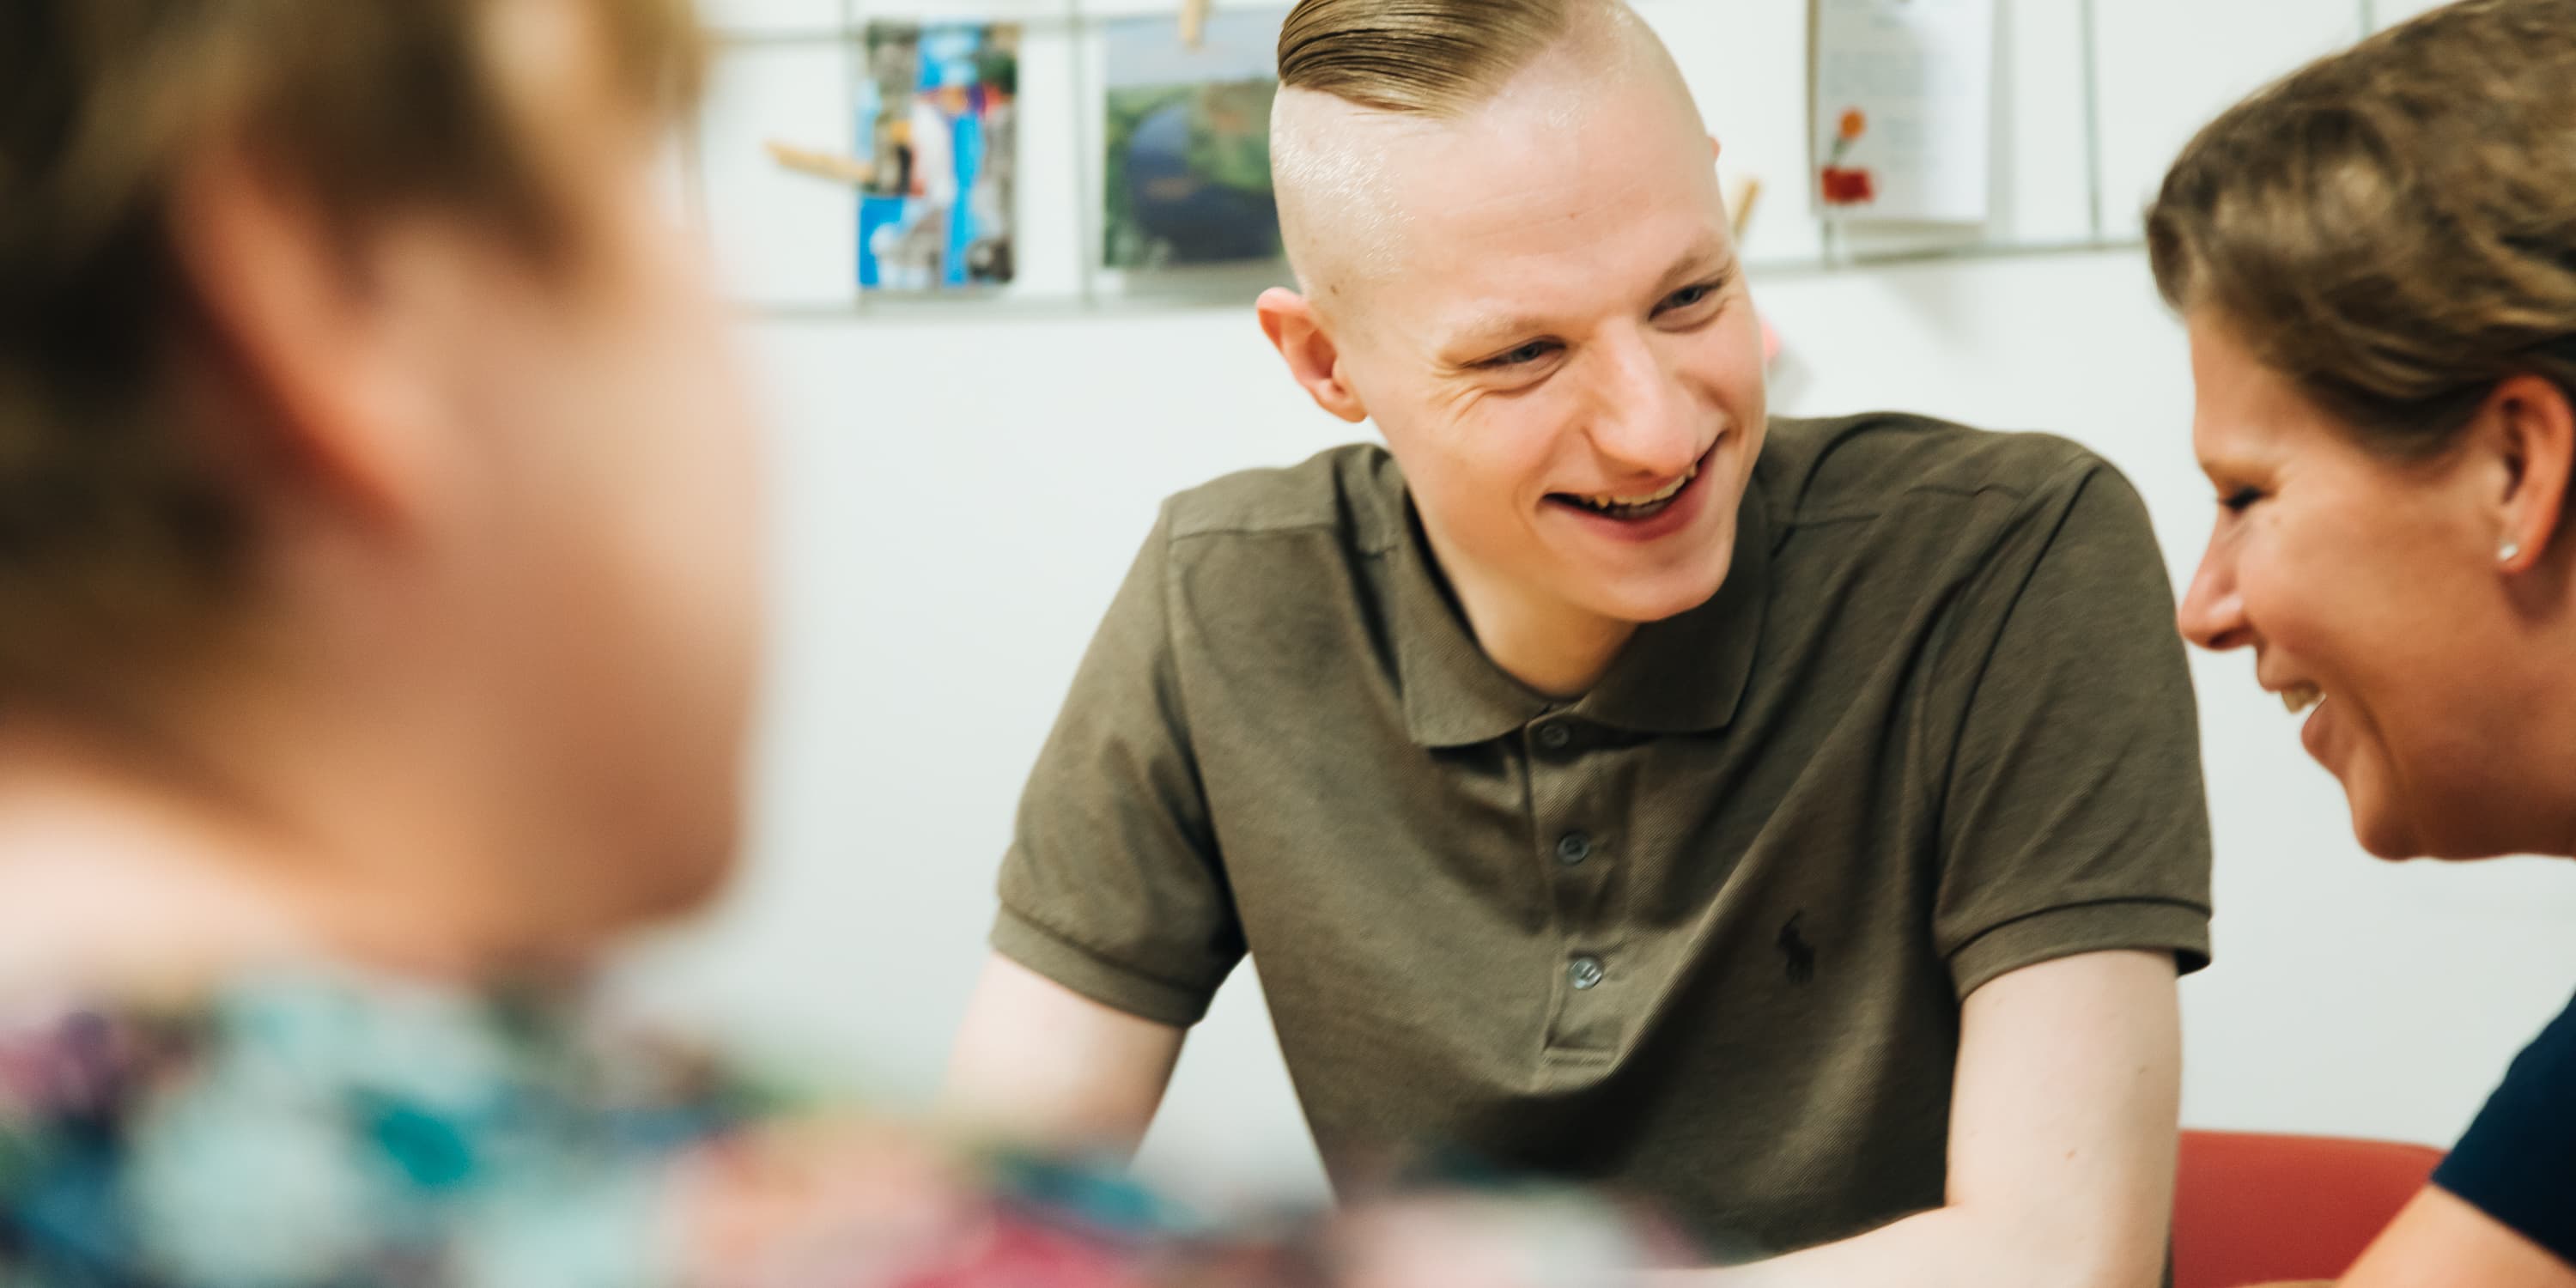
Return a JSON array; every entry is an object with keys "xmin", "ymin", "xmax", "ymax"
[{"xmin": 945, "ymin": 2, "xmax": 2213, "ymax": 1283}]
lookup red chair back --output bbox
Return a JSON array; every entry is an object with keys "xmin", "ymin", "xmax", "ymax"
[{"xmin": 2173, "ymin": 1129, "xmax": 2445, "ymax": 1288}]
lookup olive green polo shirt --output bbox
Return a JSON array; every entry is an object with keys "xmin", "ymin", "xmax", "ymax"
[{"xmin": 993, "ymin": 413, "xmax": 2213, "ymax": 1255}]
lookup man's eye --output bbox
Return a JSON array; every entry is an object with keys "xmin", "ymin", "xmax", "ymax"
[
  {"xmin": 1484, "ymin": 341, "xmax": 1560, "ymax": 368},
  {"xmin": 2221, "ymin": 487, "xmax": 2264, "ymax": 513}
]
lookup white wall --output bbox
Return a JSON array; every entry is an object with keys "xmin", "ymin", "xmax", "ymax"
[{"xmin": 621, "ymin": 0, "xmax": 2576, "ymax": 1198}]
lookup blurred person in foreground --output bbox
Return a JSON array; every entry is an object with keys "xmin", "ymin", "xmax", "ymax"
[
  {"xmin": 0, "ymin": 0, "xmax": 851, "ymax": 1279},
  {"xmin": 2156, "ymin": 2, "xmax": 2576, "ymax": 1285},
  {"xmin": 0, "ymin": 3, "xmax": 1672, "ymax": 1284}
]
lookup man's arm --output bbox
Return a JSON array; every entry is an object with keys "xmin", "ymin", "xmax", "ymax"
[
  {"xmin": 940, "ymin": 952, "xmax": 1187, "ymax": 1163},
  {"xmin": 1653, "ymin": 950, "xmax": 2183, "ymax": 1288},
  {"xmin": 950, "ymin": 501, "xmax": 1237, "ymax": 1160}
]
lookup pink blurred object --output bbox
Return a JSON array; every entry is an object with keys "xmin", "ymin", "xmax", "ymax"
[{"xmin": 892, "ymin": 1221, "xmax": 1152, "ymax": 1288}]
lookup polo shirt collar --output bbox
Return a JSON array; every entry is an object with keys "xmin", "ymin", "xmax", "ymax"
[{"xmin": 1394, "ymin": 471, "xmax": 1772, "ymax": 748}]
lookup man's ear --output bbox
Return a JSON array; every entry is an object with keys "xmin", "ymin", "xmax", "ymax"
[
  {"xmin": 166, "ymin": 144, "xmax": 444, "ymax": 526},
  {"xmin": 2485, "ymin": 373, "xmax": 2575, "ymax": 574},
  {"xmin": 1256, "ymin": 287, "xmax": 1369, "ymax": 424}
]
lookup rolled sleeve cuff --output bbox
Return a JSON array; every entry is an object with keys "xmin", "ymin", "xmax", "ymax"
[
  {"xmin": 1949, "ymin": 898, "xmax": 2212, "ymax": 1001},
  {"xmin": 990, "ymin": 907, "xmax": 1223, "ymax": 1028}
]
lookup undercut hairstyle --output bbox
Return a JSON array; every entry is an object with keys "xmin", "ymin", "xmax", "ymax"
[{"xmin": 1276, "ymin": 0, "xmax": 1589, "ymax": 118}]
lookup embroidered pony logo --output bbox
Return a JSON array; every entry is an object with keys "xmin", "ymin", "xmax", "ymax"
[{"xmin": 1777, "ymin": 912, "xmax": 1817, "ymax": 985}]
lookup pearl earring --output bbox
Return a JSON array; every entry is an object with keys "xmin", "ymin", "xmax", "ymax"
[{"xmin": 2500, "ymin": 540, "xmax": 2524, "ymax": 563}]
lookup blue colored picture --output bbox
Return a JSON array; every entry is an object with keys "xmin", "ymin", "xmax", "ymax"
[{"xmin": 855, "ymin": 22, "xmax": 1018, "ymax": 291}]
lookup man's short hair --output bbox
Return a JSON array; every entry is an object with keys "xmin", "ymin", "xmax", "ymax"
[{"xmin": 1276, "ymin": 0, "xmax": 1587, "ymax": 117}]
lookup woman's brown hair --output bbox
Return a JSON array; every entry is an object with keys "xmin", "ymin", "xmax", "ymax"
[{"xmin": 2147, "ymin": 0, "xmax": 2576, "ymax": 459}]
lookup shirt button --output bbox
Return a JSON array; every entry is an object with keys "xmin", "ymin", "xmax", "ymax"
[
  {"xmin": 1568, "ymin": 956, "xmax": 1606, "ymax": 990},
  {"xmin": 1555, "ymin": 832, "xmax": 1593, "ymax": 866},
  {"xmin": 1535, "ymin": 721, "xmax": 1574, "ymax": 751}
]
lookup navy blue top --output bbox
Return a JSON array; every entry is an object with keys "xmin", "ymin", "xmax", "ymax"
[{"xmin": 2434, "ymin": 991, "xmax": 2576, "ymax": 1269}]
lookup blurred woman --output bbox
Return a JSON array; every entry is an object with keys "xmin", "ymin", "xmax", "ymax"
[
  {"xmin": 2154, "ymin": 1, "xmax": 2576, "ymax": 1284},
  {"xmin": 0, "ymin": 0, "xmax": 943, "ymax": 1279}
]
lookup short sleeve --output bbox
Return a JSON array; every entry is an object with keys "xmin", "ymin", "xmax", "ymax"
[
  {"xmin": 2434, "ymin": 993, "xmax": 2576, "ymax": 1269},
  {"xmin": 1933, "ymin": 459, "xmax": 2215, "ymax": 999},
  {"xmin": 991, "ymin": 503, "xmax": 1244, "ymax": 1027}
]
